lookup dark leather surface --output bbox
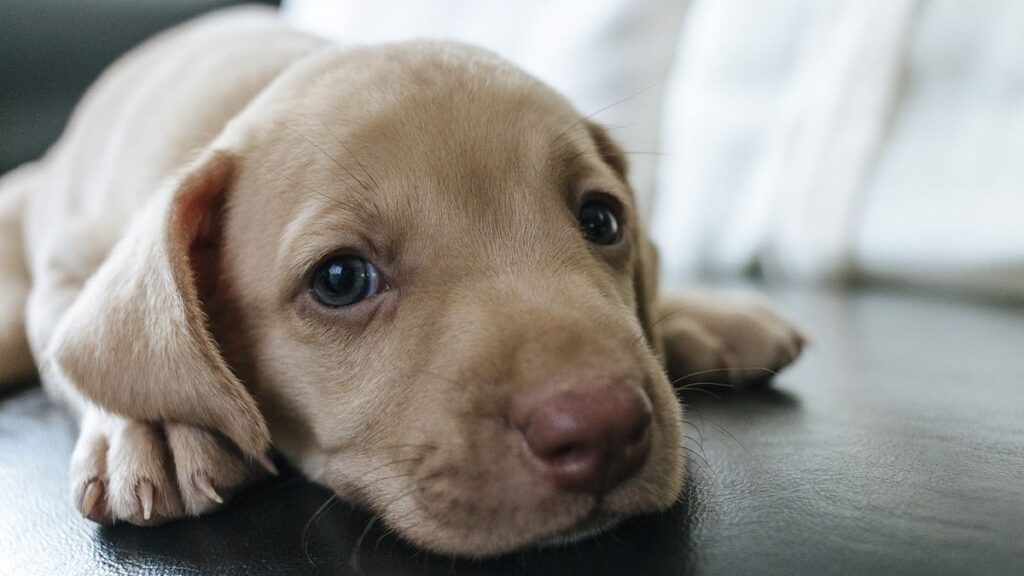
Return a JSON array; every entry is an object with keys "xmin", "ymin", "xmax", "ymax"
[
  {"xmin": 2, "ymin": 286, "xmax": 1022, "ymax": 575},
  {"xmin": 0, "ymin": 0, "xmax": 277, "ymax": 175}
]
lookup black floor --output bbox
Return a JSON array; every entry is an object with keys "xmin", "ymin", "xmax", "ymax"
[{"xmin": 2, "ymin": 286, "xmax": 1021, "ymax": 575}]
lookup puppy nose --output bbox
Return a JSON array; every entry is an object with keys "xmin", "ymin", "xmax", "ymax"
[{"xmin": 516, "ymin": 384, "xmax": 652, "ymax": 495}]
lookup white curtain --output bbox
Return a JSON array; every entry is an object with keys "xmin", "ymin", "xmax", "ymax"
[{"xmin": 652, "ymin": 0, "xmax": 1024, "ymax": 299}]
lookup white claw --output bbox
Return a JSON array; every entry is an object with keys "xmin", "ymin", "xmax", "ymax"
[
  {"xmin": 81, "ymin": 480, "xmax": 103, "ymax": 518},
  {"xmin": 137, "ymin": 480, "xmax": 154, "ymax": 521},
  {"xmin": 195, "ymin": 475, "xmax": 224, "ymax": 504},
  {"xmin": 255, "ymin": 453, "xmax": 279, "ymax": 476}
]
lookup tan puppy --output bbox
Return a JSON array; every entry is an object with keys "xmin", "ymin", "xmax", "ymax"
[{"xmin": 0, "ymin": 7, "xmax": 803, "ymax": 556}]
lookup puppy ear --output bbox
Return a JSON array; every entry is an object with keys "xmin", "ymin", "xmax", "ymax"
[
  {"xmin": 585, "ymin": 121, "xmax": 663, "ymax": 354},
  {"xmin": 633, "ymin": 227, "xmax": 664, "ymax": 357},
  {"xmin": 49, "ymin": 151, "xmax": 271, "ymax": 459}
]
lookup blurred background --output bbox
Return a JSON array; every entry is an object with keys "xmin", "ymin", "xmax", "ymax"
[{"xmin": 2, "ymin": 0, "xmax": 1022, "ymax": 300}]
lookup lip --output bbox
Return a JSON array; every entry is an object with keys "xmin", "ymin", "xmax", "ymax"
[{"xmin": 535, "ymin": 509, "xmax": 622, "ymax": 549}]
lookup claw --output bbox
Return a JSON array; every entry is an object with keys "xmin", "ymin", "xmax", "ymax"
[
  {"xmin": 195, "ymin": 475, "xmax": 224, "ymax": 505},
  {"xmin": 255, "ymin": 453, "xmax": 279, "ymax": 476},
  {"xmin": 137, "ymin": 480, "xmax": 154, "ymax": 521},
  {"xmin": 81, "ymin": 480, "xmax": 103, "ymax": 518}
]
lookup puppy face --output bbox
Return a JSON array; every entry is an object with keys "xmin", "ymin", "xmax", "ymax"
[
  {"xmin": 204, "ymin": 44, "xmax": 684, "ymax": 555},
  {"xmin": 54, "ymin": 42, "xmax": 683, "ymax": 556}
]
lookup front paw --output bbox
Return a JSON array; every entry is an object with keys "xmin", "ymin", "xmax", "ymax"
[
  {"xmin": 71, "ymin": 411, "xmax": 273, "ymax": 526},
  {"xmin": 657, "ymin": 293, "xmax": 805, "ymax": 387}
]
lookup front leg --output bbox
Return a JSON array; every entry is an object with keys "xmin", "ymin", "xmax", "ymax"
[{"xmin": 655, "ymin": 292, "xmax": 805, "ymax": 387}]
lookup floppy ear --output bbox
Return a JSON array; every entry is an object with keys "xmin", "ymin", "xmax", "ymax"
[
  {"xmin": 585, "ymin": 121, "xmax": 664, "ymax": 355},
  {"xmin": 49, "ymin": 151, "xmax": 270, "ymax": 459},
  {"xmin": 632, "ymin": 226, "xmax": 664, "ymax": 357}
]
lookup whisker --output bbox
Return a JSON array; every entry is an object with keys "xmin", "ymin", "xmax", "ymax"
[
  {"xmin": 669, "ymin": 366, "xmax": 779, "ymax": 385},
  {"xmin": 278, "ymin": 173, "xmax": 350, "ymax": 212},
  {"xmin": 302, "ymin": 494, "xmax": 339, "ymax": 566},
  {"xmin": 680, "ymin": 444, "xmax": 718, "ymax": 484},
  {"xmin": 368, "ymin": 470, "xmax": 418, "ymax": 485},
  {"xmin": 622, "ymin": 150, "xmax": 671, "ymax": 157},
  {"xmin": 675, "ymin": 384, "xmax": 722, "ymax": 400},
  {"xmin": 357, "ymin": 456, "xmax": 426, "ymax": 482},
  {"xmin": 631, "ymin": 304, "xmax": 705, "ymax": 348},
  {"xmin": 342, "ymin": 141, "xmax": 380, "ymax": 190},
  {"xmin": 349, "ymin": 514, "xmax": 379, "ymax": 573},
  {"xmin": 557, "ymin": 81, "xmax": 662, "ymax": 143},
  {"xmin": 687, "ymin": 405, "xmax": 753, "ymax": 458},
  {"xmin": 284, "ymin": 125, "xmax": 374, "ymax": 195},
  {"xmin": 315, "ymin": 118, "xmax": 381, "ymax": 190},
  {"xmin": 676, "ymin": 380, "xmax": 736, "ymax": 390},
  {"xmin": 682, "ymin": 433, "xmax": 710, "ymax": 465},
  {"xmin": 352, "ymin": 469, "xmax": 450, "ymax": 557},
  {"xmin": 680, "ymin": 414, "xmax": 706, "ymax": 446},
  {"xmin": 372, "ymin": 443, "xmax": 440, "ymax": 452}
]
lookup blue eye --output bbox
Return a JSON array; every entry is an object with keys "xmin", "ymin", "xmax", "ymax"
[{"xmin": 310, "ymin": 255, "xmax": 384, "ymax": 308}]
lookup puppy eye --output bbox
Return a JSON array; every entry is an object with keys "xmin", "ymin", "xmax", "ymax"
[
  {"xmin": 579, "ymin": 199, "xmax": 621, "ymax": 245},
  {"xmin": 310, "ymin": 255, "xmax": 384, "ymax": 308}
]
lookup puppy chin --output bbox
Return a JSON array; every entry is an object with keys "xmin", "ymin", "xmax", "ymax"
[
  {"xmin": 384, "ymin": 478, "xmax": 680, "ymax": 558},
  {"xmin": 388, "ymin": 500, "xmax": 594, "ymax": 558},
  {"xmin": 535, "ymin": 513, "xmax": 623, "ymax": 549}
]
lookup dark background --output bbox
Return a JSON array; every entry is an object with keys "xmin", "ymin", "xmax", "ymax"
[{"xmin": 0, "ymin": 0, "xmax": 277, "ymax": 175}]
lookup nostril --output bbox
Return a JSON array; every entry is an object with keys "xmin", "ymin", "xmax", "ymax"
[
  {"xmin": 627, "ymin": 420, "xmax": 649, "ymax": 446},
  {"xmin": 550, "ymin": 443, "xmax": 582, "ymax": 461}
]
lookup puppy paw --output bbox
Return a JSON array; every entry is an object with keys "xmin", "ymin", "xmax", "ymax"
[
  {"xmin": 71, "ymin": 412, "xmax": 272, "ymax": 525},
  {"xmin": 657, "ymin": 293, "xmax": 805, "ymax": 387}
]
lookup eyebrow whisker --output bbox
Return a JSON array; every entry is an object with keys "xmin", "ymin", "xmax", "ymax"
[
  {"xmin": 285, "ymin": 124, "xmax": 375, "ymax": 196},
  {"xmin": 555, "ymin": 81, "xmax": 662, "ymax": 145},
  {"xmin": 278, "ymin": 172, "xmax": 350, "ymax": 212},
  {"xmin": 315, "ymin": 119, "xmax": 382, "ymax": 190}
]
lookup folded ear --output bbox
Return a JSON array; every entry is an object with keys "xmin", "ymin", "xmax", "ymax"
[
  {"xmin": 633, "ymin": 226, "xmax": 664, "ymax": 357},
  {"xmin": 49, "ymin": 151, "xmax": 270, "ymax": 459},
  {"xmin": 584, "ymin": 121, "xmax": 663, "ymax": 355}
]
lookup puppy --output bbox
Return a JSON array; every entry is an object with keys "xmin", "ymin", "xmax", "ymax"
[{"xmin": 0, "ymin": 7, "xmax": 803, "ymax": 556}]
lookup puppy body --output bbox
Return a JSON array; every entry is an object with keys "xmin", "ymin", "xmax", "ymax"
[{"xmin": 0, "ymin": 7, "xmax": 803, "ymax": 555}]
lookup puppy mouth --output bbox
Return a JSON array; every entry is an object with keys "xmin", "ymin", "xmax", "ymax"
[
  {"xmin": 535, "ymin": 507, "xmax": 623, "ymax": 549},
  {"xmin": 391, "ymin": 467, "xmax": 641, "ymax": 556}
]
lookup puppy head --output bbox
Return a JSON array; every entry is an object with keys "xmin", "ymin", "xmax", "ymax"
[{"xmin": 57, "ymin": 43, "xmax": 683, "ymax": 556}]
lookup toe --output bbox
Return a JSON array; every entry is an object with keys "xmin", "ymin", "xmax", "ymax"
[
  {"xmin": 77, "ymin": 478, "xmax": 111, "ymax": 524},
  {"xmin": 165, "ymin": 423, "xmax": 265, "ymax": 517},
  {"xmin": 71, "ymin": 413, "xmax": 112, "ymax": 524},
  {"xmin": 105, "ymin": 419, "xmax": 183, "ymax": 525}
]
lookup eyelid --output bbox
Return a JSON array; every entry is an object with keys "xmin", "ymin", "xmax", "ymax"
[{"xmin": 578, "ymin": 189, "xmax": 629, "ymax": 224}]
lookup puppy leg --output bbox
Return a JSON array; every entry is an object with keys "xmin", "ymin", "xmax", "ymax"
[
  {"xmin": 0, "ymin": 166, "xmax": 37, "ymax": 386},
  {"xmin": 656, "ymin": 292, "xmax": 805, "ymax": 387},
  {"xmin": 72, "ymin": 409, "xmax": 269, "ymax": 525},
  {"xmin": 26, "ymin": 254, "xmax": 267, "ymax": 524},
  {"xmin": 41, "ymin": 285, "xmax": 268, "ymax": 523}
]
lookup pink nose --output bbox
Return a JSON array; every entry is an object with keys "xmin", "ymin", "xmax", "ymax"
[{"xmin": 515, "ymin": 383, "xmax": 652, "ymax": 495}]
